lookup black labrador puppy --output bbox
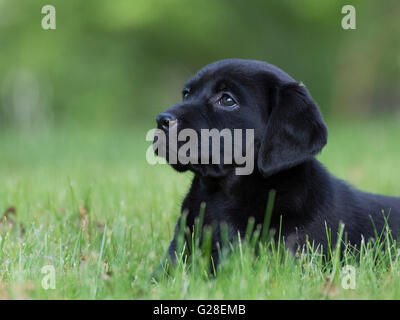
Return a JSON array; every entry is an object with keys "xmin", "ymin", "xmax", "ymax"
[{"xmin": 154, "ymin": 59, "xmax": 400, "ymax": 269}]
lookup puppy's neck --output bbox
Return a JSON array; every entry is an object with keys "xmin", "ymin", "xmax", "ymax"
[{"xmin": 198, "ymin": 159, "xmax": 330, "ymax": 198}]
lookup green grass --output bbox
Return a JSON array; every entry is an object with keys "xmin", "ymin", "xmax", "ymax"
[{"xmin": 0, "ymin": 117, "xmax": 400, "ymax": 299}]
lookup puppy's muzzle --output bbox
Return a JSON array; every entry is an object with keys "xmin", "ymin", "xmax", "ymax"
[{"xmin": 156, "ymin": 113, "xmax": 178, "ymax": 132}]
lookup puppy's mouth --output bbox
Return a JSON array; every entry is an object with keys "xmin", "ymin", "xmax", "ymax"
[
  {"xmin": 151, "ymin": 121, "xmax": 255, "ymax": 176},
  {"xmin": 153, "ymin": 129, "xmax": 205, "ymax": 164}
]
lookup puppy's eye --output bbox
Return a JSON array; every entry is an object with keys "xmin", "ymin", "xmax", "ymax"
[
  {"xmin": 219, "ymin": 94, "xmax": 237, "ymax": 108},
  {"xmin": 182, "ymin": 90, "xmax": 190, "ymax": 100}
]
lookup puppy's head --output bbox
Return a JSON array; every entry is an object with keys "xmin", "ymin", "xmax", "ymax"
[{"xmin": 154, "ymin": 59, "xmax": 327, "ymax": 178}]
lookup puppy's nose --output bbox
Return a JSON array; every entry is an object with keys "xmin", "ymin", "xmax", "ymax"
[{"xmin": 156, "ymin": 113, "xmax": 177, "ymax": 131}]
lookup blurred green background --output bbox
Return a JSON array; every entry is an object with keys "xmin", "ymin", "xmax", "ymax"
[{"xmin": 0, "ymin": 0, "xmax": 399, "ymax": 131}]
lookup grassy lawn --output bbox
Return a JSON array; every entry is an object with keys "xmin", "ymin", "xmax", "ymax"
[{"xmin": 0, "ymin": 117, "xmax": 399, "ymax": 299}]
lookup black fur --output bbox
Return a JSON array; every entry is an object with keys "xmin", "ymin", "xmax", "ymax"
[{"xmin": 154, "ymin": 59, "xmax": 400, "ymax": 270}]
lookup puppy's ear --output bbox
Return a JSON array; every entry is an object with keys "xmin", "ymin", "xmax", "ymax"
[{"xmin": 257, "ymin": 82, "xmax": 327, "ymax": 177}]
